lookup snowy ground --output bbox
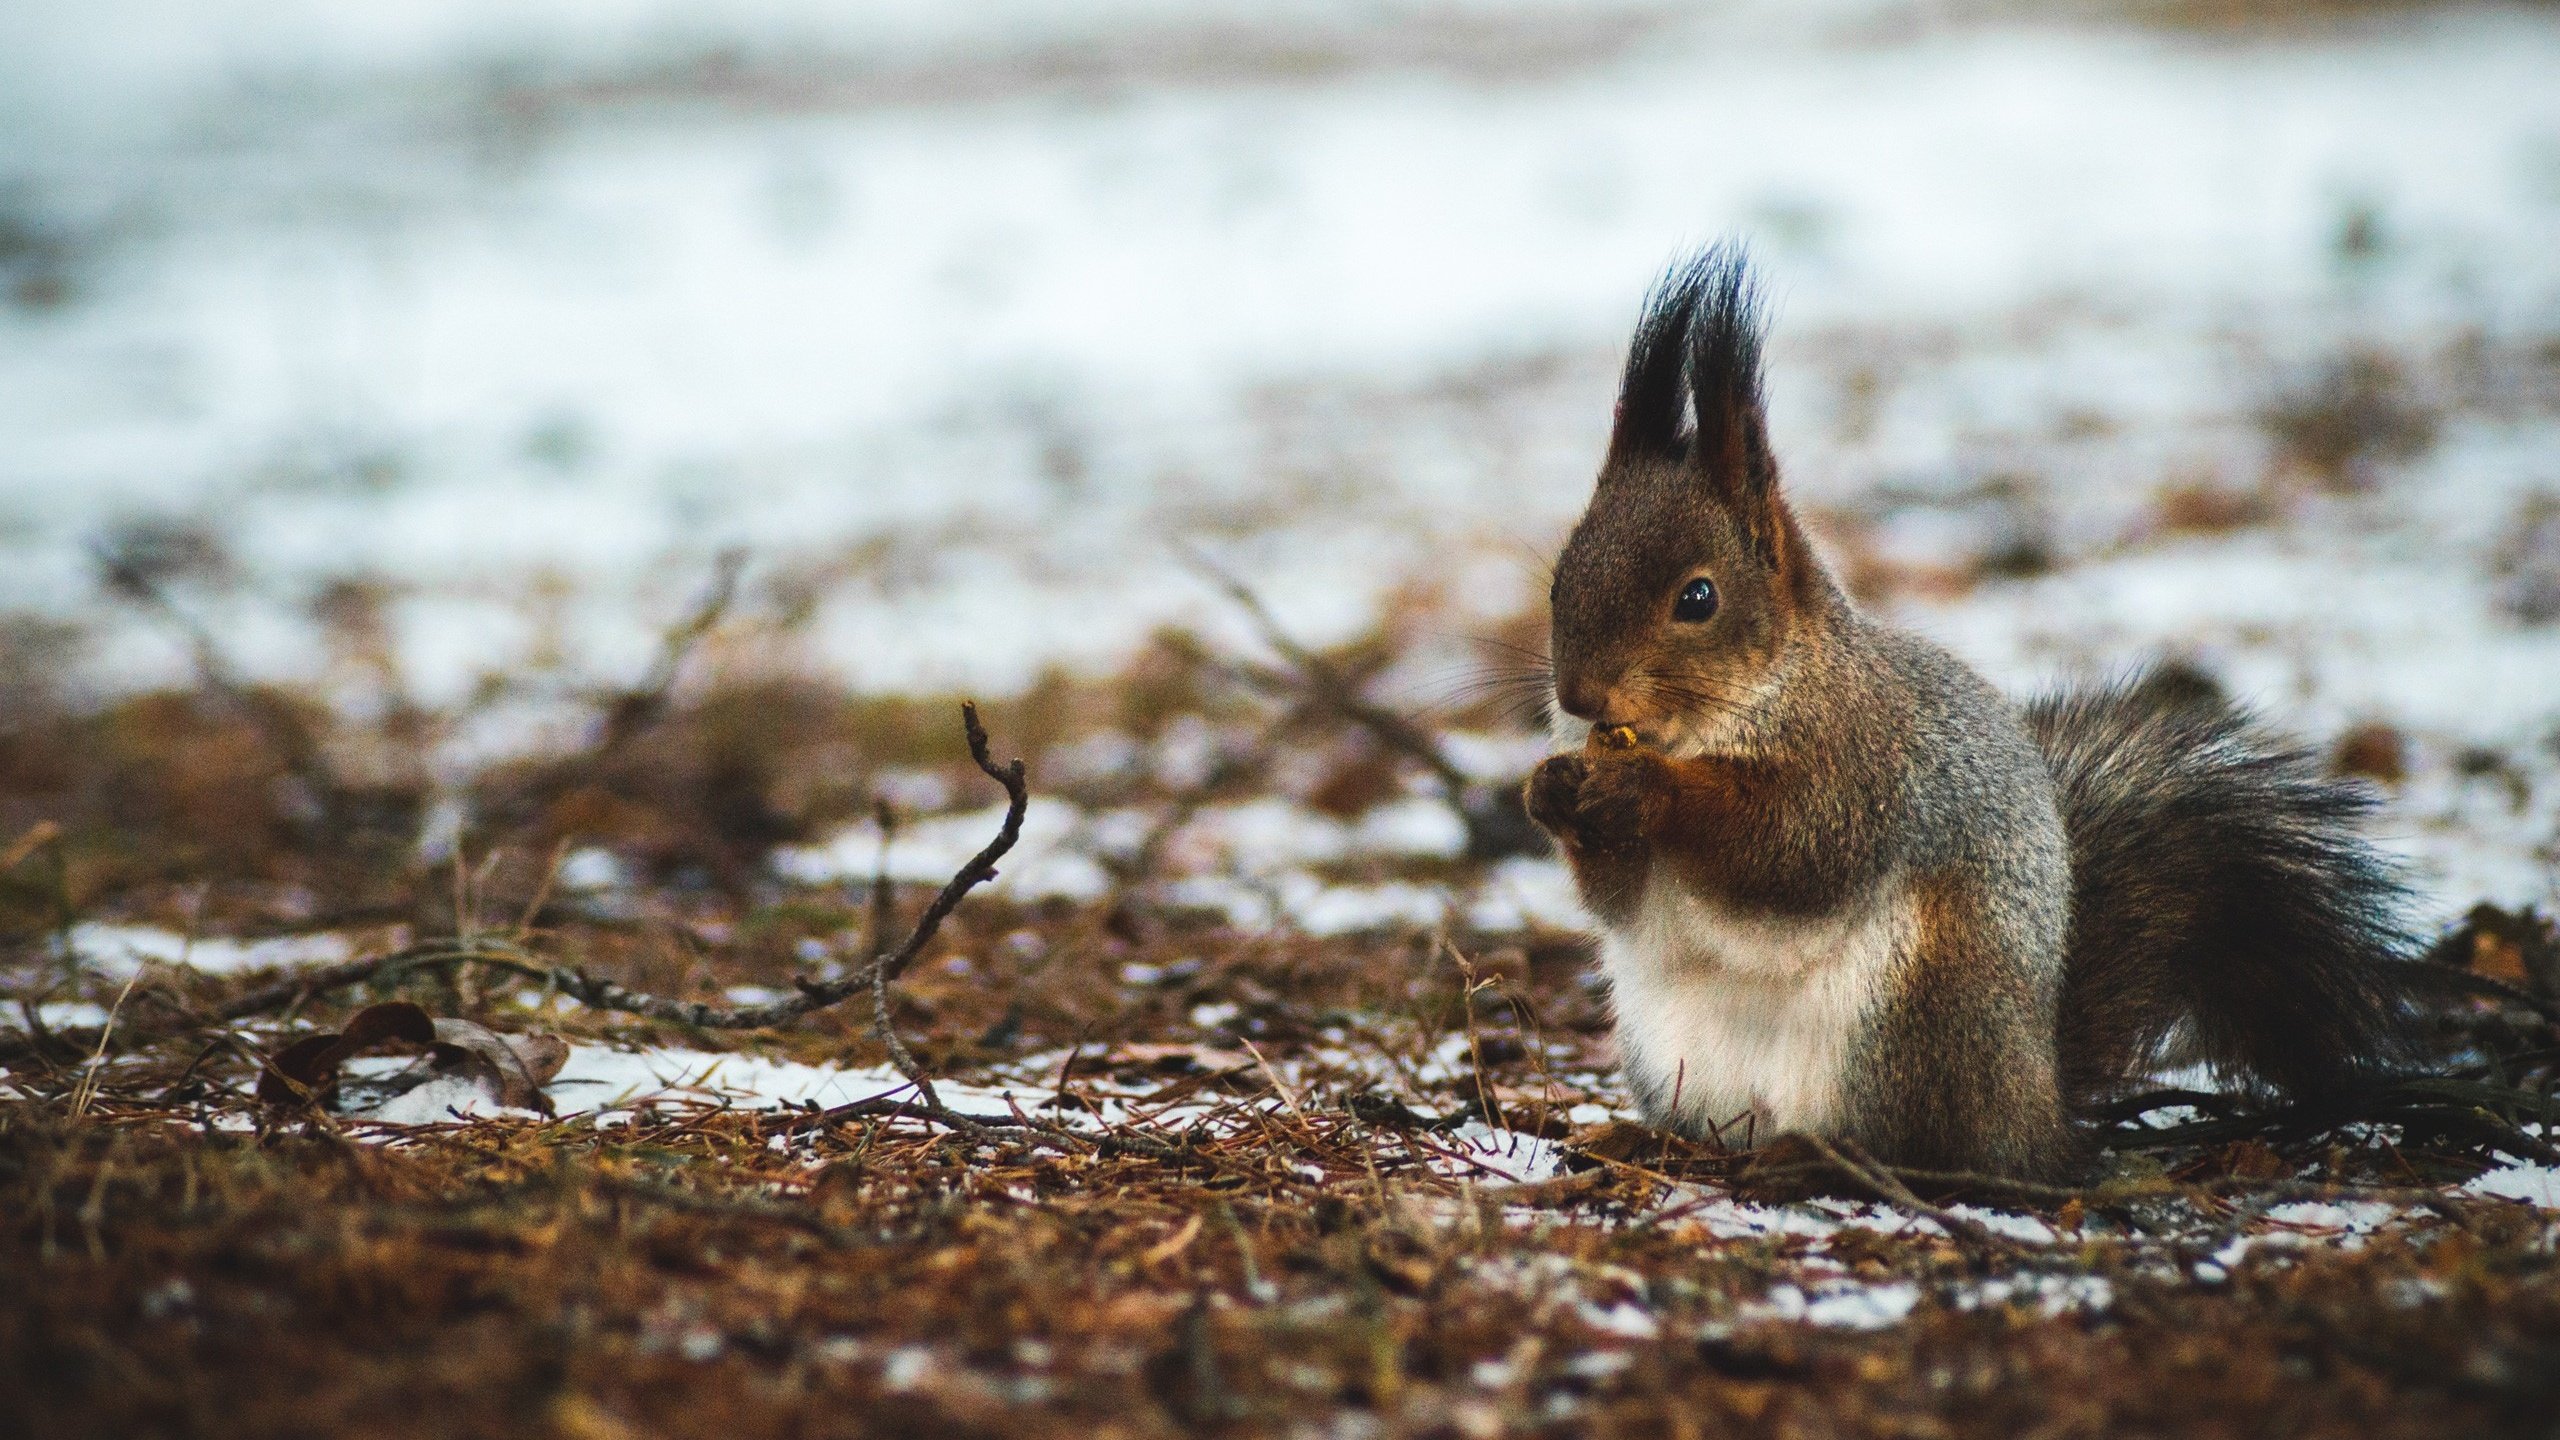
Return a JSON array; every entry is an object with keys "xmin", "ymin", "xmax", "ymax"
[
  {"xmin": 25, "ymin": 917, "xmax": 2554, "ymax": 1341},
  {"xmin": 2, "ymin": 11, "xmax": 2558, "ymax": 1411}
]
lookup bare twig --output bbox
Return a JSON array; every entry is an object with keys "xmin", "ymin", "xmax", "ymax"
[
  {"xmin": 876, "ymin": 703, "xmax": 1027, "ymax": 987},
  {"xmin": 445, "ymin": 700, "xmax": 1024, "ymax": 1029},
  {"xmin": 444, "ymin": 702, "xmax": 1024, "ymax": 1027},
  {"xmin": 1186, "ymin": 551, "xmax": 1472, "ymax": 788},
  {"xmin": 865, "ymin": 798, "xmax": 898, "ymax": 963},
  {"xmin": 93, "ymin": 550, "xmax": 342, "ymax": 834},
  {"xmin": 872, "ymin": 942, "xmax": 942, "ymax": 1111},
  {"xmin": 0, "ymin": 703, "xmax": 1028, "ymax": 1063},
  {"xmin": 1183, "ymin": 549, "xmax": 1543, "ymax": 861},
  {"xmin": 1800, "ymin": 1134, "xmax": 2025, "ymax": 1255},
  {"xmin": 1112, "ymin": 731, "xmax": 1274, "ymax": 887},
  {"xmin": 590, "ymin": 548, "xmax": 747, "ymax": 758},
  {"xmin": 67, "ymin": 968, "xmax": 145, "ymax": 1117},
  {"xmin": 1, "ymin": 820, "xmax": 62, "ymax": 876},
  {"xmin": 1240, "ymin": 1038, "xmax": 1308, "ymax": 1125}
]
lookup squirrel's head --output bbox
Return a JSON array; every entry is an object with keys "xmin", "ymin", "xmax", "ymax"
[{"xmin": 1548, "ymin": 246, "xmax": 1831, "ymax": 755}]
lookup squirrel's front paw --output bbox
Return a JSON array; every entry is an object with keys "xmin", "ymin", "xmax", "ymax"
[
  {"xmin": 1571, "ymin": 752, "xmax": 1661, "ymax": 846},
  {"xmin": 1525, "ymin": 753, "xmax": 1588, "ymax": 836},
  {"xmin": 1526, "ymin": 751, "xmax": 1659, "ymax": 850}
]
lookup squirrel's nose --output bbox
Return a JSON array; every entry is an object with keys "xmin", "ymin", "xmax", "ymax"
[{"xmin": 1556, "ymin": 676, "xmax": 1618, "ymax": 723}]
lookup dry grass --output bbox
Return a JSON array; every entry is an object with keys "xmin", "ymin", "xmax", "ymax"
[{"xmin": 4, "ymin": 586, "xmax": 2558, "ymax": 1439}]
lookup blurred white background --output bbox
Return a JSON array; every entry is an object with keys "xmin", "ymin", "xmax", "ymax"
[{"xmin": 1, "ymin": 1, "xmax": 2557, "ymax": 906}]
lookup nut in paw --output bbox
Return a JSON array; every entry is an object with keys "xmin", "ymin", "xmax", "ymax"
[{"xmin": 1587, "ymin": 724, "xmax": 1644, "ymax": 753}]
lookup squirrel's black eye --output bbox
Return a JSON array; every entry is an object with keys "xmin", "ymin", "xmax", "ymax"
[{"xmin": 1673, "ymin": 577, "xmax": 1718, "ymax": 623}]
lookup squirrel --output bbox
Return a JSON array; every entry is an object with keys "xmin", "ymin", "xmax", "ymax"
[{"xmin": 1523, "ymin": 246, "xmax": 2419, "ymax": 1182}]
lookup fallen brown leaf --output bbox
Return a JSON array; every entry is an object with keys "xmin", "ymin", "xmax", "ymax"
[{"xmin": 257, "ymin": 1001, "xmax": 438, "ymax": 1105}]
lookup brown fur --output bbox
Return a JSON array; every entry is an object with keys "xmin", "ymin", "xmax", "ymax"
[
  {"xmin": 1522, "ymin": 247, "xmax": 2415, "ymax": 1183},
  {"xmin": 1848, "ymin": 875, "xmax": 2073, "ymax": 1177}
]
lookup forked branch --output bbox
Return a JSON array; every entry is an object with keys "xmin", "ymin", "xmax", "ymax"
[{"xmin": 0, "ymin": 703, "xmax": 1028, "ymax": 1064}]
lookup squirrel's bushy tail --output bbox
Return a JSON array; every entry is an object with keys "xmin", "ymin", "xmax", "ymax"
[{"xmin": 2027, "ymin": 671, "xmax": 2421, "ymax": 1107}]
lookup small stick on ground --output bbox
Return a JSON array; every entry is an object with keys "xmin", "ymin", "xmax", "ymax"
[
  {"xmin": 1, "ymin": 820, "xmax": 62, "ymax": 876},
  {"xmin": 1801, "ymin": 1134, "xmax": 2025, "ymax": 1256},
  {"xmin": 1192, "ymin": 553, "xmax": 1470, "ymax": 793},
  {"xmin": 484, "ymin": 699, "xmax": 1027, "ymax": 1028},
  {"xmin": 93, "ymin": 546, "xmax": 344, "ymax": 835},
  {"xmin": 589, "ymin": 548, "xmax": 748, "ymax": 760},
  {"xmin": 1183, "ymin": 548, "xmax": 1542, "ymax": 860},
  {"xmin": 0, "ymin": 702, "xmax": 1029, "ymax": 1062}
]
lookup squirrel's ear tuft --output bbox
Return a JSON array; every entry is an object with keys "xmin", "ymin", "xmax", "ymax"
[
  {"xmin": 1605, "ymin": 244, "xmax": 1783, "ymax": 563},
  {"xmin": 1683, "ymin": 244, "xmax": 1775, "ymax": 518},
  {"xmin": 1605, "ymin": 256, "xmax": 1704, "ymax": 465}
]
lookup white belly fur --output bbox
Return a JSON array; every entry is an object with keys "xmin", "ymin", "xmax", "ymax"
[{"xmin": 1600, "ymin": 868, "xmax": 1911, "ymax": 1141}]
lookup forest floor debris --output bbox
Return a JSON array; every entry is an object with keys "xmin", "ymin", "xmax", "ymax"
[{"xmin": 6, "ymin": 660, "xmax": 2557, "ymax": 1436}]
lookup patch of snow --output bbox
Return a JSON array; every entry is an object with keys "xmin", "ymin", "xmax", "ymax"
[
  {"xmin": 360, "ymin": 1072, "xmax": 534, "ymax": 1125},
  {"xmin": 2383, "ymin": 1275, "xmax": 2450, "ymax": 1308},
  {"xmin": 1430, "ymin": 1121, "xmax": 1569, "ymax": 1183},
  {"xmin": 1157, "ymin": 875, "xmax": 1277, "ymax": 930},
  {"xmin": 556, "ymin": 847, "xmax": 629, "ymax": 893},
  {"xmin": 545, "ymin": 1045, "xmax": 912, "ymax": 1116},
  {"xmin": 2180, "ymin": 1197, "xmax": 2412, "ymax": 1278},
  {"xmin": 1083, "ymin": 807, "xmax": 1155, "ymax": 863},
  {"xmin": 375, "ymin": 1040, "xmax": 1234, "ymax": 1133},
  {"xmin": 1577, "ymin": 1301, "xmax": 1659, "ymax": 1341},
  {"xmin": 1945, "ymin": 1205, "xmax": 2058, "ymax": 1245},
  {"xmin": 1681, "ymin": 1195, "xmax": 1873, "ymax": 1243},
  {"xmin": 71, "ymin": 924, "xmax": 355, "ymax": 979},
  {"xmin": 1742, "ymin": 1280, "xmax": 1922, "ymax": 1331},
  {"xmin": 1279, "ymin": 873, "xmax": 1451, "ymax": 936},
  {"xmin": 1957, "ymin": 1272, "xmax": 2114, "ymax": 1318},
  {"xmin": 1416, "ymin": 1031, "xmax": 1479, "ymax": 1084},
  {"xmin": 1563, "ymin": 1350, "xmax": 1635, "ymax": 1380},
  {"xmin": 880, "ymin": 1346, "xmax": 938, "ymax": 1394},
  {"xmin": 2262, "ymin": 1198, "xmax": 2403, "ymax": 1235},
  {"xmin": 773, "ymin": 799, "xmax": 1108, "ymax": 901},
  {"xmin": 0, "ymin": 1001, "xmax": 112, "ymax": 1031},
  {"xmin": 1724, "ymin": 1267, "xmax": 2112, "ymax": 1331},
  {"xmin": 1351, "ymin": 797, "xmax": 1469, "ymax": 859},
  {"xmin": 2466, "ymin": 1155, "xmax": 2560, "ymax": 1208},
  {"xmin": 1466, "ymin": 856, "xmax": 1586, "ymax": 932},
  {"xmin": 1176, "ymin": 799, "xmax": 1351, "ymax": 873}
]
